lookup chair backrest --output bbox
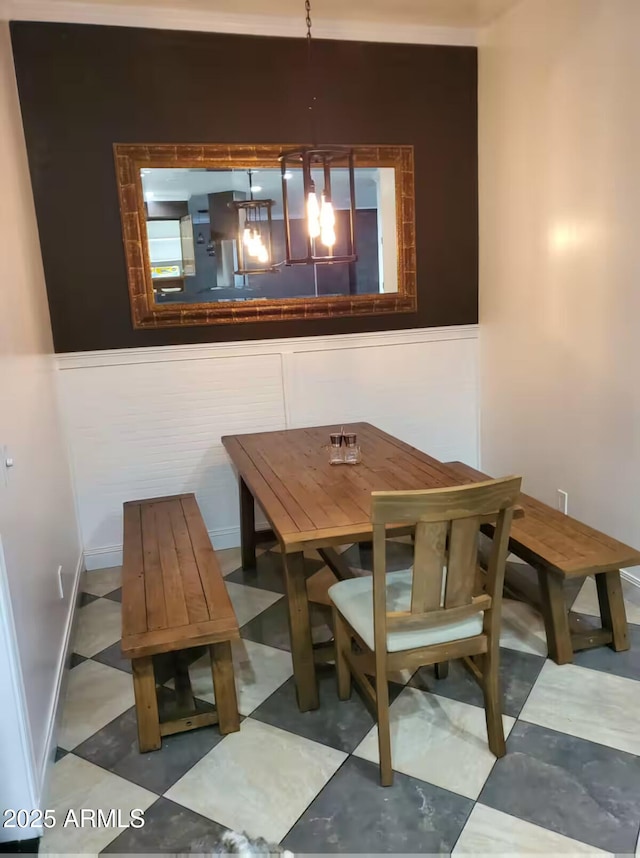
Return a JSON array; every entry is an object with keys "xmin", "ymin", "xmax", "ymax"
[{"xmin": 370, "ymin": 476, "xmax": 522, "ymax": 647}]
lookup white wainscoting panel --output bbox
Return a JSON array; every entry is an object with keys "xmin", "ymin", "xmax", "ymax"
[
  {"xmin": 57, "ymin": 326, "xmax": 479, "ymax": 569},
  {"xmin": 284, "ymin": 337, "xmax": 478, "ymax": 461}
]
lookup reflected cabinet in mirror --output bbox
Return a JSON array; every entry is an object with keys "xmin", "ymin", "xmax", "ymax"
[{"xmin": 114, "ymin": 144, "xmax": 416, "ymax": 329}]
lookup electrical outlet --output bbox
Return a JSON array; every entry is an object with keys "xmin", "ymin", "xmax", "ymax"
[
  {"xmin": 57, "ymin": 565, "xmax": 64, "ymax": 599},
  {"xmin": 557, "ymin": 489, "xmax": 568, "ymax": 515}
]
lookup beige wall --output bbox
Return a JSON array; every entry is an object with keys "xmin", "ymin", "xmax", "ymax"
[
  {"xmin": 479, "ymin": 0, "xmax": 640, "ymax": 572},
  {"xmin": 0, "ymin": 16, "xmax": 81, "ymax": 806}
]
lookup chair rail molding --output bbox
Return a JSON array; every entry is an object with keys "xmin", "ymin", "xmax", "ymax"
[{"xmin": 56, "ymin": 324, "xmax": 479, "ymax": 369}]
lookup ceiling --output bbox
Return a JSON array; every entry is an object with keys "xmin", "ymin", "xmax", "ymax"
[{"xmin": 32, "ymin": 0, "xmax": 521, "ymax": 29}]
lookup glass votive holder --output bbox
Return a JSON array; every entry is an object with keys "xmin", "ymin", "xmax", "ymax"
[
  {"xmin": 343, "ymin": 432, "xmax": 361, "ymax": 465},
  {"xmin": 329, "ymin": 432, "xmax": 344, "ymax": 465}
]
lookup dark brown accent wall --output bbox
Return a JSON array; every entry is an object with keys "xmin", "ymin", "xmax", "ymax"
[{"xmin": 10, "ymin": 21, "xmax": 478, "ymax": 352}]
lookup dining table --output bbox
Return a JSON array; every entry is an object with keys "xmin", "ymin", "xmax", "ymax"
[{"xmin": 222, "ymin": 421, "xmax": 505, "ymax": 712}]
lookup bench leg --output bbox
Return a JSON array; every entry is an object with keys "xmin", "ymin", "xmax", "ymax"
[
  {"xmin": 132, "ymin": 656, "xmax": 161, "ymax": 752},
  {"xmin": 537, "ymin": 569, "xmax": 573, "ymax": 664},
  {"xmin": 596, "ymin": 570, "xmax": 630, "ymax": 653},
  {"xmin": 239, "ymin": 477, "xmax": 257, "ymax": 570},
  {"xmin": 283, "ymin": 550, "xmax": 319, "ymax": 712},
  {"xmin": 435, "ymin": 662, "xmax": 449, "ymax": 679},
  {"xmin": 210, "ymin": 642, "xmax": 240, "ymax": 734}
]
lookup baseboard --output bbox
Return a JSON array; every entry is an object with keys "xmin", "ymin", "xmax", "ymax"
[
  {"xmin": 84, "ymin": 524, "xmax": 244, "ymax": 570},
  {"xmin": 621, "ymin": 567, "xmax": 640, "ymax": 589},
  {"xmin": 38, "ymin": 551, "xmax": 85, "ymax": 805}
]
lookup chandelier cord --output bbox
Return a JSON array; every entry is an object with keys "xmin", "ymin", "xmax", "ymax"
[{"xmin": 305, "ymin": 0, "xmax": 317, "ymax": 145}]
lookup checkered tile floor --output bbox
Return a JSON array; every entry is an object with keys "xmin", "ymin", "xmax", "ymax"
[{"xmin": 47, "ymin": 540, "xmax": 640, "ymax": 854}]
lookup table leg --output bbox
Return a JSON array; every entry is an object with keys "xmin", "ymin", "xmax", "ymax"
[
  {"xmin": 283, "ymin": 550, "xmax": 319, "ymax": 711},
  {"xmin": 173, "ymin": 651, "xmax": 195, "ymax": 714},
  {"xmin": 239, "ymin": 477, "xmax": 257, "ymax": 570},
  {"xmin": 595, "ymin": 570, "xmax": 629, "ymax": 652},
  {"xmin": 537, "ymin": 568, "xmax": 573, "ymax": 664}
]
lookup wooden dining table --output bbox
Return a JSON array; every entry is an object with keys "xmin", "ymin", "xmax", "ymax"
[{"xmin": 222, "ymin": 421, "xmax": 504, "ymax": 712}]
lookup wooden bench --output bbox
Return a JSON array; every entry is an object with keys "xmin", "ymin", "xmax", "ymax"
[
  {"xmin": 446, "ymin": 462, "xmax": 640, "ymax": 664},
  {"xmin": 121, "ymin": 493, "xmax": 240, "ymax": 752}
]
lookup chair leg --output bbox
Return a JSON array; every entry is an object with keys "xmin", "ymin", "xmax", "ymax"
[
  {"xmin": 332, "ymin": 608, "xmax": 351, "ymax": 700},
  {"xmin": 375, "ymin": 669, "xmax": 393, "ymax": 786},
  {"xmin": 481, "ymin": 645, "xmax": 506, "ymax": 758},
  {"xmin": 434, "ymin": 661, "xmax": 449, "ymax": 679}
]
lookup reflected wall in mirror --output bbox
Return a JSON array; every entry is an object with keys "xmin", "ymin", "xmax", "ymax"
[{"xmin": 115, "ymin": 144, "xmax": 416, "ymax": 329}]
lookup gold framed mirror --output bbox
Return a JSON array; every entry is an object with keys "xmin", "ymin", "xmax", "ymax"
[{"xmin": 114, "ymin": 143, "xmax": 416, "ymax": 329}]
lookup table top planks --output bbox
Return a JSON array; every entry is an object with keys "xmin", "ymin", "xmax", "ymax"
[
  {"xmin": 121, "ymin": 494, "xmax": 239, "ymax": 659},
  {"xmin": 446, "ymin": 461, "xmax": 640, "ymax": 577},
  {"xmin": 222, "ymin": 423, "xmax": 508, "ymax": 550}
]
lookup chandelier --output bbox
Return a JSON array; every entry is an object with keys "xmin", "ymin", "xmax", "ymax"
[
  {"xmin": 279, "ymin": 1, "xmax": 357, "ymax": 267},
  {"xmin": 233, "ymin": 170, "xmax": 276, "ymax": 275}
]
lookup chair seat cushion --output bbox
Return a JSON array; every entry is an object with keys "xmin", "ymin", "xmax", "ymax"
[{"xmin": 328, "ymin": 569, "xmax": 484, "ymax": 653}]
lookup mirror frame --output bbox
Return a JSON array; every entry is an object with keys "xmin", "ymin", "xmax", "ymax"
[{"xmin": 114, "ymin": 143, "xmax": 417, "ymax": 329}]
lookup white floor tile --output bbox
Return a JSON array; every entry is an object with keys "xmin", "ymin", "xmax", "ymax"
[
  {"xmin": 40, "ymin": 755, "xmax": 155, "ymax": 854},
  {"xmin": 165, "ymin": 717, "xmax": 345, "ymax": 842},
  {"xmin": 216, "ymin": 547, "xmax": 243, "ymax": 577},
  {"xmin": 74, "ymin": 598, "xmax": 122, "ymax": 657},
  {"xmin": 83, "ymin": 566, "xmax": 121, "ymax": 597},
  {"xmin": 58, "ymin": 661, "xmax": 134, "ymax": 750},
  {"xmin": 225, "ymin": 581, "xmax": 282, "ymax": 626},
  {"xmin": 353, "ymin": 686, "xmax": 515, "ymax": 800},
  {"xmin": 454, "ymin": 804, "xmax": 611, "ymax": 855},
  {"xmin": 572, "ymin": 576, "xmax": 640, "ymax": 626},
  {"xmin": 500, "ymin": 598, "xmax": 548, "ymax": 657},
  {"xmin": 521, "ymin": 660, "xmax": 640, "ymax": 756},
  {"xmin": 177, "ymin": 639, "xmax": 293, "ymax": 716}
]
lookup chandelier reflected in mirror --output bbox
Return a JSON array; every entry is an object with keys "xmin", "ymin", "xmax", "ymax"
[{"xmin": 232, "ymin": 170, "xmax": 277, "ymax": 275}]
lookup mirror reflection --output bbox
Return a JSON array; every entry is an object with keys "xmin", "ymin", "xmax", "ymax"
[{"xmin": 140, "ymin": 167, "xmax": 398, "ymax": 305}]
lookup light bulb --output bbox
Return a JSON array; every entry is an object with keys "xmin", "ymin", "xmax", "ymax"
[
  {"xmin": 247, "ymin": 231, "xmax": 261, "ymax": 258},
  {"xmin": 320, "ymin": 194, "xmax": 336, "ymax": 247},
  {"xmin": 307, "ymin": 190, "xmax": 320, "ymax": 239},
  {"xmin": 243, "ymin": 227, "xmax": 252, "ymax": 247},
  {"xmin": 257, "ymin": 244, "xmax": 269, "ymax": 264}
]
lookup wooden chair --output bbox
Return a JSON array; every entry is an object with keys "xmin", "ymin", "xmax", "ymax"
[{"xmin": 329, "ymin": 476, "xmax": 522, "ymax": 786}]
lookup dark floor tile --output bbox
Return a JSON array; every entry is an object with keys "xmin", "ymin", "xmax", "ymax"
[
  {"xmin": 410, "ymin": 647, "xmax": 545, "ymax": 718},
  {"xmin": 225, "ymin": 549, "xmax": 324, "ymax": 594},
  {"xmin": 79, "ymin": 591, "xmax": 98, "ymax": 607},
  {"xmin": 55, "ymin": 747, "xmax": 68, "ymax": 761},
  {"xmin": 103, "ymin": 587, "xmax": 122, "ymax": 603},
  {"xmin": 69, "ymin": 652, "xmax": 87, "ymax": 669},
  {"xmin": 102, "ymin": 797, "xmax": 228, "ymax": 854},
  {"xmin": 341, "ymin": 539, "xmax": 414, "ymax": 574},
  {"xmin": 74, "ymin": 692, "xmax": 222, "ymax": 794},
  {"xmin": 479, "ymin": 720, "xmax": 640, "ymax": 853},
  {"xmin": 93, "ymin": 641, "xmax": 132, "ymax": 674},
  {"xmin": 0, "ymin": 837, "xmax": 40, "ymax": 853},
  {"xmin": 240, "ymin": 598, "xmax": 332, "ymax": 652},
  {"xmin": 572, "ymin": 618, "xmax": 640, "ymax": 681},
  {"xmin": 252, "ymin": 667, "xmax": 404, "ymax": 754},
  {"xmin": 283, "ymin": 756, "xmax": 472, "ymax": 854}
]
